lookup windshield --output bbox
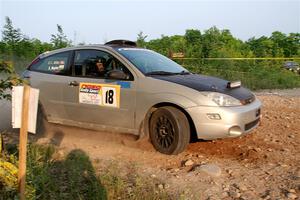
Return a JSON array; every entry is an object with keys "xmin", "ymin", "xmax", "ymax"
[{"xmin": 117, "ymin": 48, "xmax": 188, "ymax": 75}]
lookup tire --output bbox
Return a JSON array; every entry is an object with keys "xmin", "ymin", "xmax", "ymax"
[
  {"xmin": 149, "ymin": 106, "xmax": 190, "ymax": 155},
  {"xmin": 35, "ymin": 104, "xmax": 46, "ymax": 136}
]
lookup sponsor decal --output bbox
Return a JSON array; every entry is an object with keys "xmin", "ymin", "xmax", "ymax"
[
  {"xmin": 47, "ymin": 60, "xmax": 65, "ymax": 72},
  {"xmin": 79, "ymin": 83, "xmax": 120, "ymax": 108}
]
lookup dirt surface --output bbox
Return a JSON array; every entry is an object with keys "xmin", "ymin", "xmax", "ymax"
[{"xmin": 2, "ymin": 90, "xmax": 300, "ymax": 199}]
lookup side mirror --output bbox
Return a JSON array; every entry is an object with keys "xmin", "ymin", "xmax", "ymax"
[{"xmin": 107, "ymin": 70, "xmax": 128, "ymax": 80}]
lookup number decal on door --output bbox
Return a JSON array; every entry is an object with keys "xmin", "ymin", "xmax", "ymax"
[
  {"xmin": 79, "ymin": 83, "xmax": 120, "ymax": 108},
  {"xmin": 103, "ymin": 87, "xmax": 117, "ymax": 107},
  {"xmin": 105, "ymin": 90, "xmax": 114, "ymax": 104}
]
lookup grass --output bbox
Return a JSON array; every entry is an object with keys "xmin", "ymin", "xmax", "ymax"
[
  {"xmin": 0, "ymin": 142, "xmax": 170, "ymax": 200},
  {"xmin": 176, "ymin": 59, "xmax": 300, "ymax": 90},
  {"xmin": 100, "ymin": 162, "xmax": 169, "ymax": 200}
]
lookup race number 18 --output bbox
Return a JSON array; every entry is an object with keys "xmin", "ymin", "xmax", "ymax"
[{"xmin": 102, "ymin": 87, "xmax": 117, "ymax": 107}]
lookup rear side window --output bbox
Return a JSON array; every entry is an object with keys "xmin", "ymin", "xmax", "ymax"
[{"xmin": 30, "ymin": 51, "xmax": 71, "ymax": 75}]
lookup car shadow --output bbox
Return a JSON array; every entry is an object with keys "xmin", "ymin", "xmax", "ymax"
[{"xmin": 29, "ymin": 148, "xmax": 108, "ymax": 199}]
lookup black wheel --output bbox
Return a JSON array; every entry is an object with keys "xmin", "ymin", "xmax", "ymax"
[
  {"xmin": 35, "ymin": 104, "xmax": 46, "ymax": 136},
  {"xmin": 149, "ymin": 106, "xmax": 190, "ymax": 155}
]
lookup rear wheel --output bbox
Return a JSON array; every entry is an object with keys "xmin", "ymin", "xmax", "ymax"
[
  {"xmin": 35, "ymin": 104, "xmax": 47, "ymax": 136},
  {"xmin": 149, "ymin": 106, "xmax": 190, "ymax": 155}
]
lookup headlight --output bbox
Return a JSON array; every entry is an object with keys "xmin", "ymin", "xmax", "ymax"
[{"xmin": 202, "ymin": 92, "xmax": 242, "ymax": 106}]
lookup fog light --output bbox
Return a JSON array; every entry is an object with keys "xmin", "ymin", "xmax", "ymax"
[
  {"xmin": 228, "ymin": 126, "xmax": 242, "ymax": 136},
  {"xmin": 207, "ymin": 113, "xmax": 221, "ymax": 120}
]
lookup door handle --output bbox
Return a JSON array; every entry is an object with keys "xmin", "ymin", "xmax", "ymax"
[{"xmin": 69, "ymin": 81, "xmax": 79, "ymax": 86}]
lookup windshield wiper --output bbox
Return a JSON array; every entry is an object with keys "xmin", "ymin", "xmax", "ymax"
[
  {"xmin": 177, "ymin": 70, "xmax": 190, "ymax": 75},
  {"xmin": 145, "ymin": 70, "xmax": 191, "ymax": 76},
  {"xmin": 145, "ymin": 71, "xmax": 177, "ymax": 76}
]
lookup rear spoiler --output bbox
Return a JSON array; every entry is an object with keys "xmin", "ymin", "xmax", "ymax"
[{"xmin": 227, "ymin": 81, "xmax": 241, "ymax": 89}]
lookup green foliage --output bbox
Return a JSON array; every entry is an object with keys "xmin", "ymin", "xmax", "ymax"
[
  {"xmin": 26, "ymin": 146, "xmax": 106, "ymax": 200},
  {"xmin": 141, "ymin": 26, "xmax": 300, "ymax": 58},
  {"xmin": 50, "ymin": 24, "xmax": 71, "ymax": 49},
  {"xmin": 0, "ymin": 16, "xmax": 299, "ymax": 91},
  {"xmin": 0, "ymin": 143, "xmax": 106, "ymax": 200},
  {"xmin": 2, "ymin": 17, "xmax": 22, "ymax": 48},
  {"xmin": 247, "ymin": 32, "xmax": 300, "ymax": 58},
  {"xmin": 0, "ymin": 149, "xmax": 35, "ymax": 200},
  {"xmin": 0, "ymin": 18, "xmax": 71, "ymax": 102},
  {"xmin": 139, "ymin": 26, "xmax": 299, "ymax": 90},
  {"xmin": 184, "ymin": 29, "xmax": 202, "ymax": 57},
  {"xmin": 1, "ymin": 142, "xmax": 170, "ymax": 200},
  {"xmin": 0, "ymin": 60, "xmax": 22, "ymax": 100},
  {"xmin": 1, "ymin": 16, "xmax": 55, "ymax": 59},
  {"xmin": 136, "ymin": 31, "xmax": 148, "ymax": 48},
  {"xmin": 99, "ymin": 161, "xmax": 169, "ymax": 200}
]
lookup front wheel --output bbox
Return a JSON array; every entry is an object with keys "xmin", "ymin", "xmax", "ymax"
[{"xmin": 149, "ymin": 106, "xmax": 190, "ymax": 155}]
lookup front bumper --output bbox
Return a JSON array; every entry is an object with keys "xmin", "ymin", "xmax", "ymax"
[{"xmin": 186, "ymin": 99, "xmax": 262, "ymax": 140}]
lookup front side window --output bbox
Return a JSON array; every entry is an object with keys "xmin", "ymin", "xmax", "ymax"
[
  {"xmin": 30, "ymin": 51, "xmax": 71, "ymax": 75},
  {"xmin": 73, "ymin": 49, "xmax": 132, "ymax": 79}
]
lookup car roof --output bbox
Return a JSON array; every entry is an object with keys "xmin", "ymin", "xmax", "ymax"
[
  {"xmin": 39, "ymin": 44, "xmax": 110, "ymax": 58},
  {"xmin": 39, "ymin": 40, "xmax": 141, "ymax": 58}
]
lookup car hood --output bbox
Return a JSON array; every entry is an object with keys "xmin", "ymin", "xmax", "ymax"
[{"xmin": 151, "ymin": 73, "xmax": 255, "ymax": 103}]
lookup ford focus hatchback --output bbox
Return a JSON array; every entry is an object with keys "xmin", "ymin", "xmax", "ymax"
[{"xmin": 23, "ymin": 40, "xmax": 261, "ymax": 155}]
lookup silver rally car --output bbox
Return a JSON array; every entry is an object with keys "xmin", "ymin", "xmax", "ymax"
[{"xmin": 23, "ymin": 40, "xmax": 261, "ymax": 155}]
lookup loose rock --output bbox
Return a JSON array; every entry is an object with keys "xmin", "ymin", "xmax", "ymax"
[
  {"xmin": 239, "ymin": 184, "xmax": 247, "ymax": 191},
  {"xmin": 195, "ymin": 164, "xmax": 222, "ymax": 177},
  {"xmin": 226, "ymin": 169, "xmax": 233, "ymax": 174},
  {"xmin": 228, "ymin": 191, "xmax": 241, "ymax": 198},
  {"xmin": 158, "ymin": 184, "xmax": 164, "ymax": 190},
  {"xmin": 287, "ymin": 192, "xmax": 297, "ymax": 199},
  {"xmin": 254, "ymin": 147, "xmax": 262, "ymax": 152},
  {"xmin": 173, "ymin": 168, "xmax": 180, "ymax": 172},
  {"xmin": 150, "ymin": 174, "xmax": 156, "ymax": 178},
  {"xmin": 289, "ymin": 189, "xmax": 296, "ymax": 193},
  {"xmin": 184, "ymin": 159, "xmax": 194, "ymax": 166},
  {"xmin": 295, "ymin": 171, "xmax": 300, "ymax": 178}
]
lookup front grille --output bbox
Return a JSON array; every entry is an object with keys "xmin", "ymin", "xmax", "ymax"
[{"xmin": 245, "ymin": 118, "xmax": 260, "ymax": 131}]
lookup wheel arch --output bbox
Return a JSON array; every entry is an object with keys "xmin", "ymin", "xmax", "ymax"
[{"xmin": 138, "ymin": 102, "xmax": 197, "ymax": 142}]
